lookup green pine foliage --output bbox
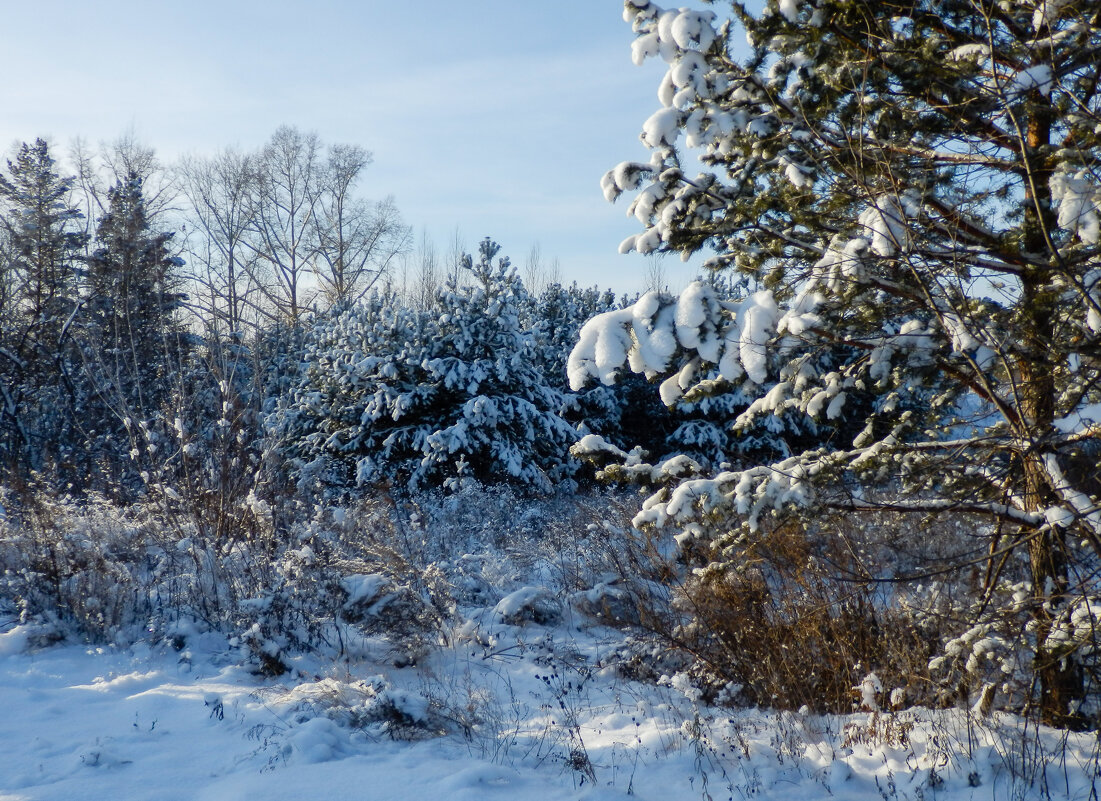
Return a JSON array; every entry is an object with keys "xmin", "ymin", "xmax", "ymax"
[
  {"xmin": 577, "ymin": 0, "xmax": 1101, "ymax": 726},
  {"xmin": 275, "ymin": 239, "xmax": 581, "ymax": 493}
]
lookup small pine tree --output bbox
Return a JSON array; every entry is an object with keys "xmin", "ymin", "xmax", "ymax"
[{"xmin": 277, "ymin": 239, "xmax": 579, "ymax": 493}]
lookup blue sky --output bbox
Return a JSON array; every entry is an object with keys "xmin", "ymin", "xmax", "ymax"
[{"xmin": 0, "ymin": 1, "xmax": 702, "ymax": 294}]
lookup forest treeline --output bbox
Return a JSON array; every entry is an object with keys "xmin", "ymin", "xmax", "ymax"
[{"xmin": 0, "ymin": 126, "xmax": 825, "ymax": 501}]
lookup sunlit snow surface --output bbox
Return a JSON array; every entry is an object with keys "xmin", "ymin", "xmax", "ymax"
[{"xmin": 1, "ymin": 616, "xmax": 1099, "ymax": 800}]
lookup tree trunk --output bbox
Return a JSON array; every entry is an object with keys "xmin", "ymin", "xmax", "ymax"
[
  {"xmin": 1018, "ymin": 101, "xmax": 1087, "ymax": 729},
  {"xmin": 1024, "ymin": 457, "xmax": 1085, "ymax": 728}
]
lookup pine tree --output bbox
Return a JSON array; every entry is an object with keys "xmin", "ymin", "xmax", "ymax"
[
  {"xmin": 520, "ymin": 281, "xmax": 619, "ymax": 391},
  {"xmin": 277, "ymin": 240, "xmax": 579, "ymax": 493},
  {"xmin": 575, "ymin": 1, "xmax": 1101, "ymax": 726}
]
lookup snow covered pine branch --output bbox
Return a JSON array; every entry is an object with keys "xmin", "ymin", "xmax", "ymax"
[{"xmin": 575, "ymin": 0, "xmax": 1101, "ymax": 727}]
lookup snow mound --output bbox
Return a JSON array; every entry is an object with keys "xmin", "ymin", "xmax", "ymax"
[{"xmin": 491, "ymin": 586, "xmax": 562, "ymax": 626}]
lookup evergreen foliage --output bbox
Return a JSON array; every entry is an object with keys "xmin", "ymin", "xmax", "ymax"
[
  {"xmin": 573, "ymin": 0, "xmax": 1101, "ymax": 727},
  {"xmin": 77, "ymin": 173, "xmax": 188, "ymax": 492},
  {"xmin": 276, "ymin": 239, "xmax": 580, "ymax": 493},
  {"xmin": 0, "ymin": 139, "xmax": 87, "ymax": 477},
  {"xmin": 83, "ymin": 173, "xmax": 187, "ymax": 404},
  {"xmin": 0, "ymin": 139, "xmax": 86, "ymax": 349}
]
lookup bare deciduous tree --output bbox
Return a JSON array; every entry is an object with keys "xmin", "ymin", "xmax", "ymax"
[
  {"xmin": 523, "ymin": 241, "xmax": 563, "ymax": 295},
  {"xmin": 313, "ymin": 143, "xmax": 410, "ymax": 306},
  {"xmin": 244, "ymin": 125, "xmax": 322, "ymax": 324},
  {"xmin": 177, "ymin": 148, "xmax": 258, "ymax": 339},
  {"xmin": 398, "ymin": 229, "xmax": 442, "ymax": 311},
  {"xmin": 69, "ymin": 132, "xmax": 176, "ymax": 230}
]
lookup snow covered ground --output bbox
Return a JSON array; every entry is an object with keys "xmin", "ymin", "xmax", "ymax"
[{"xmin": 3, "ymin": 607, "xmax": 1099, "ymax": 801}]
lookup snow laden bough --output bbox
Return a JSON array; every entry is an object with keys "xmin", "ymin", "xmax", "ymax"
[
  {"xmin": 568, "ymin": 280, "xmax": 865, "ymax": 531},
  {"xmin": 568, "ymin": 273, "xmax": 1101, "ymax": 720}
]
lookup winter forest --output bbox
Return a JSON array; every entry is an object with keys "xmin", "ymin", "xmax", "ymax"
[{"xmin": 2, "ymin": 1, "xmax": 1101, "ymax": 799}]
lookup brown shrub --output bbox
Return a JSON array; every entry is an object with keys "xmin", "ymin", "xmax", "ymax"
[{"xmin": 627, "ymin": 516, "xmax": 967, "ymax": 714}]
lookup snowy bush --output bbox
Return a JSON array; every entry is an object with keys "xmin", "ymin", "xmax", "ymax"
[
  {"xmin": 265, "ymin": 675, "xmax": 444, "ymax": 741},
  {"xmin": 0, "ymin": 486, "xmax": 445, "ymax": 669},
  {"xmin": 0, "ymin": 491, "xmax": 150, "ymax": 642}
]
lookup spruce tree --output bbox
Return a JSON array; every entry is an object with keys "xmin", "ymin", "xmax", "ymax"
[
  {"xmin": 81, "ymin": 173, "xmax": 186, "ymax": 485},
  {"xmin": 0, "ymin": 139, "xmax": 87, "ymax": 475},
  {"xmin": 0, "ymin": 140, "xmax": 86, "ymax": 349}
]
